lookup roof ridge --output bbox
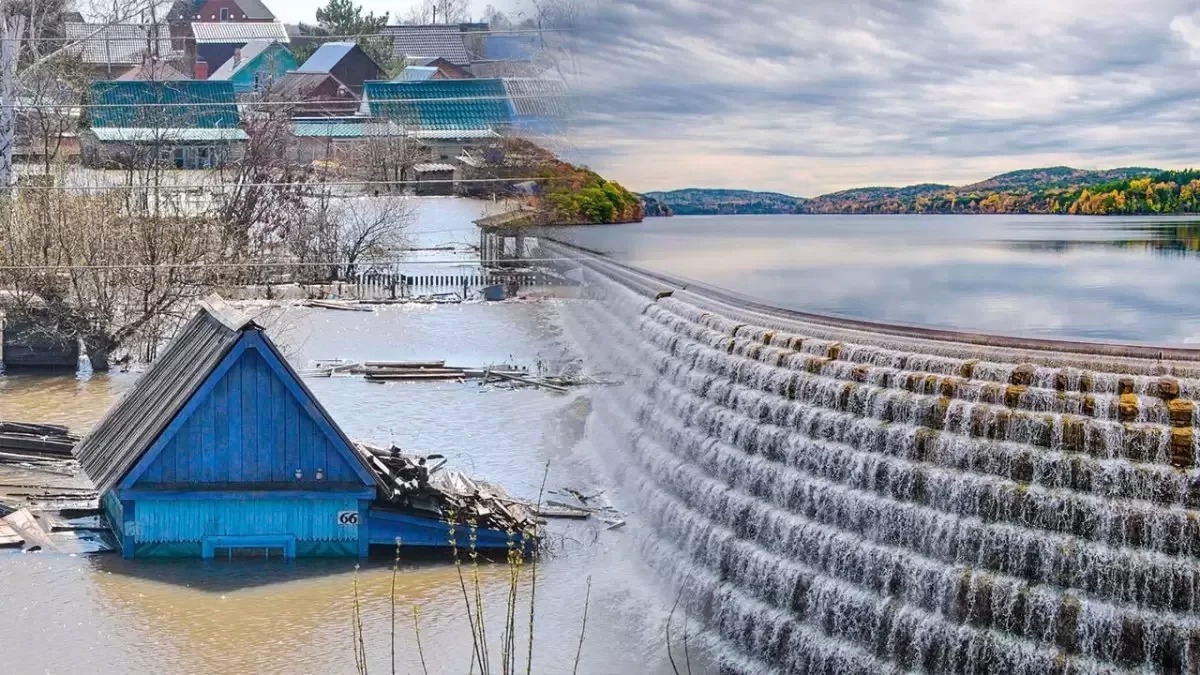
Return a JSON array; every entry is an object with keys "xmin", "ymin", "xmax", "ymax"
[{"xmin": 200, "ymin": 294, "xmax": 254, "ymax": 332}]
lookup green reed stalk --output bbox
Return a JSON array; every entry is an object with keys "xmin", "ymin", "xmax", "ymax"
[
  {"xmin": 449, "ymin": 510, "xmax": 485, "ymax": 674},
  {"xmin": 525, "ymin": 460, "xmax": 550, "ymax": 675},
  {"xmin": 572, "ymin": 576, "xmax": 592, "ymax": 675}
]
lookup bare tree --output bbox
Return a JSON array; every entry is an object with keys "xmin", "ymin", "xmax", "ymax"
[
  {"xmin": 0, "ymin": 166, "xmax": 221, "ymax": 370},
  {"xmin": 356, "ymin": 131, "xmax": 428, "ymax": 190},
  {"xmin": 16, "ymin": 53, "xmax": 86, "ymax": 174},
  {"xmin": 331, "ymin": 195, "xmax": 414, "ymax": 278},
  {"xmin": 405, "ymin": 0, "xmax": 471, "ymax": 24}
]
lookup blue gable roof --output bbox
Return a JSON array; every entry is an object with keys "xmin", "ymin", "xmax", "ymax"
[
  {"xmin": 297, "ymin": 41, "xmax": 356, "ymax": 73},
  {"xmin": 119, "ymin": 329, "xmax": 375, "ymax": 492}
]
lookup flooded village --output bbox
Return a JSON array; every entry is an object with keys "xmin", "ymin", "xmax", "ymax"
[
  {"xmin": 0, "ymin": 198, "xmax": 689, "ymax": 674},
  {"xmin": 0, "ymin": 2, "xmax": 684, "ymax": 673}
]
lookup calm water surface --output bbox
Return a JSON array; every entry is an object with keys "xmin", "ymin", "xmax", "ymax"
[
  {"xmin": 0, "ymin": 198, "xmax": 699, "ymax": 675},
  {"xmin": 548, "ymin": 214, "xmax": 1200, "ymax": 344}
]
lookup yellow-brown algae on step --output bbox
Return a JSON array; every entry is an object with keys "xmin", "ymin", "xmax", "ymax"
[
  {"xmin": 1170, "ymin": 428, "xmax": 1196, "ymax": 468},
  {"xmin": 1011, "ymin": 364, "xmax": 1037, "ymax": 386},
  {"xmin": 1168, "ymin": 399, "xmax": 1194, "ymax": 427},
  {"xmin": 960, "ymin": 360, "xmax": 977, "ymax": 379},
  {"xmin": 1119, "ymin": 394, "xmax": 1140, "ymax": 423},
  {"xmin": 1158, "ymin": 377, "xmax": 1181, "ymax": 401},
  {"xmin": 1118, "ymin": 377, "xmax": 1136, "ymax": 396}
]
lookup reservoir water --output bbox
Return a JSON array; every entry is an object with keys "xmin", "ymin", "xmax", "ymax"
[{"xmin": 547, "ymin": 214, "xmax": 1200, "ymax": 344}]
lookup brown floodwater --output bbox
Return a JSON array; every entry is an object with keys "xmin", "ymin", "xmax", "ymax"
[{"xmin": 0, "ymin": 300, "xmax": 713, "ymax": 674}]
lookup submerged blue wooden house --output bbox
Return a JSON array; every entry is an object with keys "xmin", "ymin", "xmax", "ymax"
[{"xmin": 75, "ymin": 297, "xmax": 377, "ymax": 559}]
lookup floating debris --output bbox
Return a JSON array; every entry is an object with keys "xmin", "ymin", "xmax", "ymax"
[
  {"xmin": 0, "ymin": 422, "xmax": 78, "ymax": 459},
  {"xmin": 355, "ymin": 442, "xmax": 537, "ymax": 534},
  {"xmin": 0, "ymin": 521, "xmax": 22, "ymax": 548},
  {"xmin": 303, "ymin": 357, "xmax": 623, "ymax": 392},
  {"xmin": 303, "ymin": 300, "xmax": 373, "ymax": 312},
  {"xmin": 539, "ymin": 486, "xmax": 626, "ymax": 523},
  {"xmin": 2, "ymin": 508, "xmax": 57, "ymax": 552}
]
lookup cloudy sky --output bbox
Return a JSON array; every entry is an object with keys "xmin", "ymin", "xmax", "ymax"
[
  {"xmin": 562, "ymin": 0, "xmax": 1200, "ymax": 195},
  {"xmin": 268, "ymin": 0, "xmax": 526, "ymax": 25}
]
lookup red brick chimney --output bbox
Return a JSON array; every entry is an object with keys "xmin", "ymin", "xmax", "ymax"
[{"xmin": 193, "ymin": 60, "xmax": 209, "ymax": 80}]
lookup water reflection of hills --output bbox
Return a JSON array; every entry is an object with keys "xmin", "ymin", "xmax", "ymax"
[{"xmin": 999, "ymin": 223, "xmax": 1200, "ymax": 257}]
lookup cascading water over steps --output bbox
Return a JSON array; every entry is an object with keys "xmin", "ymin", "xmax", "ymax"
[{"xmin": 546, "ymin": 239, "xmax": 1200, "ymax": 674}]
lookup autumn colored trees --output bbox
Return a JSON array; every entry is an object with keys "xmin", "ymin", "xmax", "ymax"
[{"xmin": 804, "ymin": 170, "xmax": 1200, "ymax": 215}]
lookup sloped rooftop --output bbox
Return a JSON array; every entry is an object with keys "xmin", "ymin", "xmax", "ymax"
[
  {"xmin": 296, "ymin": 42, "xmax": 356, "ymax": 73},
  {"xmin": 364, "ymin": 79, "xmax": 512, "ymax": 131},
  {"xmin": 89, "ymin": 80, "xmax": 241, "ymax": 130},
  {"xmin": 191, "ymin": 21, "xmax": 290, "ymax": 44},
  {"xmin": 384, "ymin": 25, "xmax": 471, "ymax": 66},
  {"xmin": 65, "ymin": 23, "xmax": 174, "ymax": 66}
]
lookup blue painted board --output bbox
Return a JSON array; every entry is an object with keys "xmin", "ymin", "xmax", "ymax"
[
  {"xmin": 368, "ymin": 509, "xmax": 522, "ymax": 550},
  {"xmin": 124, "ymin": 331, "xmax": 374, "ymax": 490},
  {"xmin": 133, "ymin": 497, "xmax": 360, "ymax": 543}
]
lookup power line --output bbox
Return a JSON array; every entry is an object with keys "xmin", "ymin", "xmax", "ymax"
[
  {"xmin": 9, "ymin": 176, "xmax": 560, "ymax": 191},
  {"xmin": 10, "ymin": 92, "xmax": 575, "ymax": 110},
  {"xmin": 0, "ymin": 257, "xmax": 571, "ymax": 271},
  {"xmin": 9, "ymin": 27, "xmax": 576, "ymax": 43}
]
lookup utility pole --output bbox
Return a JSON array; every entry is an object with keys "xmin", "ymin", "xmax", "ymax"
[{"xmin": 0, "ymin": 13, "xmax": 26, "ymax": 189}]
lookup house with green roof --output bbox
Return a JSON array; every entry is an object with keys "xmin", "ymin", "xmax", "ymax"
[
  {"xmin": 360, "ymin": 79, "xmax": 511, "ymax": 184},
  {"xmin": 362, "ymin": 79, "xmax": 513, "ymax": 132},
  {"xmin": 207, "ymin": 40, "xmax": 297, "ymax": 94},
  {"xmin": 81, "ymin": 80, "xmax": 249, "ymax": 169},
  {"xmin": 289, "ymin": 116, "xmax": 406, "ymax": 166}
]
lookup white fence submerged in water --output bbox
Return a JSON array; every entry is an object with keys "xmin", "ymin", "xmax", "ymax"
[{"xmin": 353, "ymin": 269, "xmax": 551, "ymax": 300}]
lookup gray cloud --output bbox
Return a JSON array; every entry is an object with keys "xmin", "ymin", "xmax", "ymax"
[{"xmin": 565, "ymin": 0, "xmax": 1200, "ymax": 194}]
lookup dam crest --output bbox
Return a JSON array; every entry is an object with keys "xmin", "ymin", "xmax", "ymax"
[{"xmin": 548, "ymin": 241, "xmax": 1200, "ymax": 675}]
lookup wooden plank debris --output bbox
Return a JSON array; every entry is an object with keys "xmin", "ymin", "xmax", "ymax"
[
  {"xmin": 2, "ymin": 508, "xmax": 57, "ymax": 551},
  {"xmin": 0, "ymin": 522, "xmax": 23, "ymax": 548},
  {"xmin": 536, "ymin": 505, "xmax": 592, "ymax": 519},
  {"xmin": 364, "ymin": 360, "xmax": 446, "ymax": 369},
  {"xmin": 303, "ymin": 300, "xmax": 373, "ymax": 312},
  {"xmin": 355, "ymin": 442, "xmax": 538, "ymax": 534},
  {"xmin": 0, "ymin": 421, "xmax": 79, "ymax": 459}
]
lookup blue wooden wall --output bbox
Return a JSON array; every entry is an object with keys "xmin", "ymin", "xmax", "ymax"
[
  {"xmin": 132, "ymin": 346, "xmax": 363, "ymax": 487},
  {"xmin": 135, "ymin": 498, "xmax": 360, "ymax": 543}
]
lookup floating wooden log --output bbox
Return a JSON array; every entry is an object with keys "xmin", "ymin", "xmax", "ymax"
[
  {"xmin": 303, "ymin": 300, "xmax": 373, "ymax": 312},
  {"xmin": 365, "ymin": 372, "xmax": 467, "ymax": 381},
  {"xmin": 364, "ymin": 367, "xmax": 466, "ymax": 376},
  {"xmin": 536, "ymin": 506, "xmax": 591, "ymax": 519},
  {"xmin": 364, "ymin": 360, "xmax": 446, "ymax": 369}
]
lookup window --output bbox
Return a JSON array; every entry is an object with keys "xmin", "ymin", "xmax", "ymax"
[
  {"xmin": 212, "ymin": 546, "xmax": 287, "ymax": 559},
  {"xmin": 202, "ymin": 535, "xmax": 296, "ymax": 559},
  {"xmin": 219, "ymin": 7, "xmax": 229, "ymax": 20}
]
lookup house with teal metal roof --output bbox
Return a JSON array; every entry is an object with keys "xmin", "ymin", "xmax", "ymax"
[
  {"xmin": 75, "ymin": 296, "xmax": 377, "ymax": 559},
  {"xmin": 289, "ymin": 116, "xmax": 406, "ymax": 165},
  {"xmin": 208, "ymin": 40, "xmax": 297, "ymax": 93},
  {"xmin": 81, "ymin": 80, "xmax": 248, "ymax": 169},
  {"xmin": 363, "ymin": 79, "xmax": 513, "ymax": 132}
]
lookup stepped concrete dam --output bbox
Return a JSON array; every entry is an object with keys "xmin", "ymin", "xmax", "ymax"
[{"xmin": 544, "ymin": 239, "xmax": 1200, "ymax": 675}]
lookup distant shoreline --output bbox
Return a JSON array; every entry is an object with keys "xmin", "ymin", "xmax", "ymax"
[{"xmin": 644, "ymin": 165, "xmax": 1200, "ymax": 217}]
